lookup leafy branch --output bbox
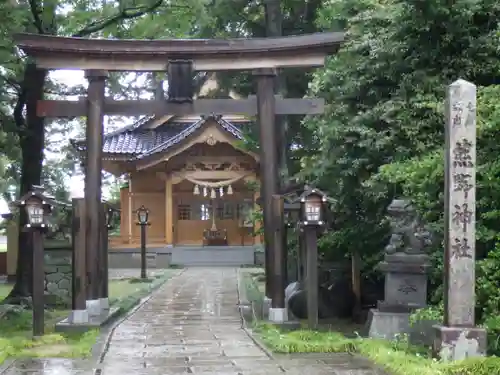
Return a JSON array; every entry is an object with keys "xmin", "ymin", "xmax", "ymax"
[{"xmin": 73, "ymin": 0, "xmax": 186, "ymax": 37}]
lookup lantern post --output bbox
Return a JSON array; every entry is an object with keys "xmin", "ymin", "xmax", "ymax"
[
  {"xmin": 15, "ymin": 188, "xmax": 53, "ymax": 337},
  {"xmin": 136, "ymin": 205, "xmax": 150, "ymax": 279},
  {"xmin": 298, "ymin": 187, "xmax": 330, "ymax": 329}
]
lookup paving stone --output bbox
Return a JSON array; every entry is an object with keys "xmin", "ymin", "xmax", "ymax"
[{"xmin": 5, "ymin": 268, "xmax": 388, "ymax": 375}]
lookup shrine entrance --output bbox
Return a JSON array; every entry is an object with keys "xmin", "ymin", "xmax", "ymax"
[
  {"xmin": 173, "ymin": 180, "xmax": 256, "ymax": 246},
  {"xmin": 13, "ymin": 31, "xmax": 344, "ymax": 321}
]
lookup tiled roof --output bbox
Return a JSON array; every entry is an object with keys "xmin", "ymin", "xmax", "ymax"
[{"xmin": 73, "ymin": 115, "xmax": 250, "ymax": 160}]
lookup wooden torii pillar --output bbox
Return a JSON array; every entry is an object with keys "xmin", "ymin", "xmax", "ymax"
[{"xmin": 14, "ymin": 31, "xmax": 344, "ymax": 323}]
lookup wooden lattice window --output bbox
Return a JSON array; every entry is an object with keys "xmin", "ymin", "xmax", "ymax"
[
  {"xmin": 177, "ymin": 204, "xmax": 191, "ymax": 220},
  {"xmin": 200, "ymin": 203, "xmax": 211, "ymax": 221},
  {"xmin": 216, "ymin": 202, "xmax": 234, "ymax": 220}
]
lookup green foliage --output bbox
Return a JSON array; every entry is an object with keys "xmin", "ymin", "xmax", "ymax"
[
  {"xmin": 409, "ymin": 304, "xmax": 444, "ymax": 326},
  {"xmin": 477, "ymin": 244, "xmax": 500, "ymax": 318},
  {"xmin": 375, "ymin": 85, "xmax": 500, "ymax": 308},
  {"xmin": 302, "ymin": 0, "xmax": 500, "ymax": 314},
  {"xmin": 198, "ymin": 0, "xmax": 325, "ymax": 177}
]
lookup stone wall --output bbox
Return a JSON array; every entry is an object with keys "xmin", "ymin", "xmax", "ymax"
[{"xmin": 44, "ymin": 244, "xmax": 72, "ymax": 307}]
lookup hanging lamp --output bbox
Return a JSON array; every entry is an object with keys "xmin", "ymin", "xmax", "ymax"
[
  {"xmin": 193, "ymin": 184, "xmax": 200, "ymax": 195},
  {"xmin": 227, "ymin": 185, "xmax": 233, "ymax": 195},
  {"xmin": 203, "ymin": 186, "xmax": 208, "ymax": 197},
  {"xmin": 210, "ymin": 188, "xmax": 216, "ymax": 199},
  {"xmin": 219, "ymin": 186, "xmax": 224, "ymax": 196}
]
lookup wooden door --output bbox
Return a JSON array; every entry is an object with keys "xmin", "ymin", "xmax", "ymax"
[{"xmin": 174, "ymin": 197, "xmax": 211, "ymax": 245}]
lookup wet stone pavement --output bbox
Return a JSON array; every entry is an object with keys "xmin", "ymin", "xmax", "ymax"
[{"xmin": 2, "ymin": 268, "xmax": 386, "ymax": 375}]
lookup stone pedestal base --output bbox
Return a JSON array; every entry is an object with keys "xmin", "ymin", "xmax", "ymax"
[
  {"xmin": 365, "ymin": 309, "xmax": 410, "ymax": 340},
  {"xmin": 99, "ymin": 297, "xmax": 109, "ymax": 311},
  {"xmin": 68, "ymin": 309, "xmax": 89, "ymax": 324},
  {"xmin": 433, "ymin": 325, "xmax": 487, "ymax": 361},
  {"xmin": 269, "ymin": 307, "xmax": 288, "ymax": 323},
  {"xmin": 86, "ymin": 299, "xmax": 101, "ymax": 316}
]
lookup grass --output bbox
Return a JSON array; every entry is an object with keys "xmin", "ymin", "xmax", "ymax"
[
  {"xmin": 254, "ymin": 323, "xmax": 500, "ymax": 375},
  {"xmin": 241, "ymin": 270, "xmax": 500, "ymax": 375},
  {"xmin": 0, "ymin": 310, "xmax": 99, "ymax": 365},
  {"xmin": 0, "ymin": 284, "xmax": 12, "ymax": 300},
  {"xmin": 0, "ymin": 269, "xmax": 179, "ymax": 365}
]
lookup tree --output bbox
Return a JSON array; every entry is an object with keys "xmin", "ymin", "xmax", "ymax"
[
  {"xmin": 303, "ymin": 0, "xmax": 500, "ymax": 283},
  {"xmin": 197, "ymin": 0, "xmax": 325, "ymax": 176},
  {"xmin": 2, "ymin": 0, "xmax": 209, "ymax": 303}
]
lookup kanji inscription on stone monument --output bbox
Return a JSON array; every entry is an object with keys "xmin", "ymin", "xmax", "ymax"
[{"xmin": 444, "ymin": 79, "xmax": 476, "ymax": 327}]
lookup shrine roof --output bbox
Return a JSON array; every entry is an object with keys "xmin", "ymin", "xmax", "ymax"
[{"xmin": 72, "ymin": 114, "xmax": 250, "ymax": 159}]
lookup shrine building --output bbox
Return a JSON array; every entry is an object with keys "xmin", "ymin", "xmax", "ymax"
[{"xmin": 73, "ymin": 113, "xmax": 261, "ymax": 248}]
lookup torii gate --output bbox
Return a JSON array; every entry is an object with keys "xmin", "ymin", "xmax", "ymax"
[{"xmin": 14, "ymin": 31, "xmax": 344, "ymax": 324}]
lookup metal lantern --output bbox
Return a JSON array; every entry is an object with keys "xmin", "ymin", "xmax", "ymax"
[
  {"xmin": 14, "ymin": 188, "xmax": 56, "ymax": 230},
  {"xmin": 300, "ymin": 188, "xmax": 327, "ymax": 226},
  {"xmin": 136, "ymin": 205, "xmax": 149, "ymax": 225},
  {"xmin": 20, "ymin": 194, "xmax": 52, "ymax": 229},
  {"xmin": 25, "ymin": 199, "xmax": 45, "ymax": 226}
]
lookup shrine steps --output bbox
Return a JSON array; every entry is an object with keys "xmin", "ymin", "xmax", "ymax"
[{"xmin": 108, "ymin": 245, "xmax": 259, "ymax": 268}]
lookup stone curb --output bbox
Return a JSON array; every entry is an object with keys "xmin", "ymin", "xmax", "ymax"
[
  {"xmin": 236, "ymin": 269, "xmax": 280, "ymax": 364},
  {"xmin": 92, "ymin": 269, "xmax": 186, "ymax": 371},
  {"xmin": 0, "ymin": 359, "xmax": 15, "ymax": 375}
]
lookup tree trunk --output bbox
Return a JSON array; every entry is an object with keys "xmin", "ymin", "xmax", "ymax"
[
  {"xmin": 3, "ymin": 62, "xmax": 47, "ymax": 304},
  {"xmin": 2, "ymin": 0, "xmax": 164, "ymax": 305}
]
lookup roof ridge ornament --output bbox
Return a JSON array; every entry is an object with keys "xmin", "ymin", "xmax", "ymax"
[{"xmin": 206, "ymin": 134, "xmax": 217, "ymax": 146}]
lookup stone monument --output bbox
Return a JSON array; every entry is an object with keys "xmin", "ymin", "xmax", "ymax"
[
  {"xmin": 433, "ymin": 79, "xmax": 487, "ymax": 360},
  {"xmin": 366, "ymin": 198, "xmax": 431, "ymax": 340}
]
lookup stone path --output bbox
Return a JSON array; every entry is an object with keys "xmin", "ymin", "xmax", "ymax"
[{"xmin": 2, "ymin": 268, "xmax": 385, "ymax": 375}]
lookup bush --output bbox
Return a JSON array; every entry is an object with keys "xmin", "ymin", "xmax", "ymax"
[{"xmin": 477, "ymin": 242, "xmax": 500, "ymax": 320}]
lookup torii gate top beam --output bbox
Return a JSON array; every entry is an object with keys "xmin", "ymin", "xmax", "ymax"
[{"xmin": 13, "ymin": 32, "xmax": 344, "ymax": 71}]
